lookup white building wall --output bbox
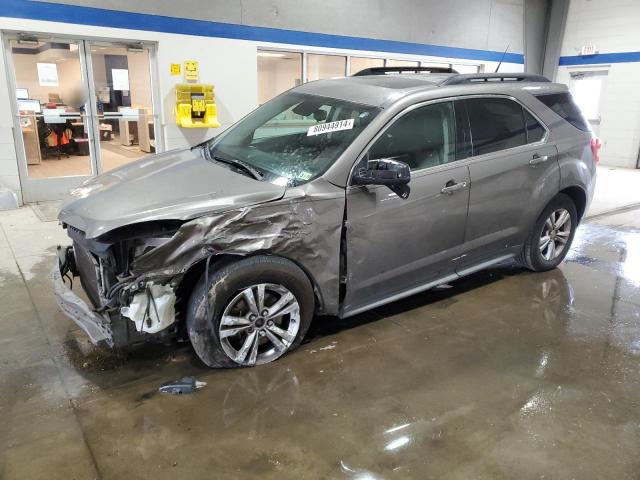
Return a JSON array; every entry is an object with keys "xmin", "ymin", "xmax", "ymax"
[
  {"xmin": 557, "ymin": 0, "xmax": 640, "ymax": 169},
  {"xmin": 0, "ymin": 15, "xmax": 522, "ymax": 204}
]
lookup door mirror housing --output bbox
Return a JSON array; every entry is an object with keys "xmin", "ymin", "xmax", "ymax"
[{"xmin": 352, "ymin": 158, "xmax": 411, "ymax": 198}]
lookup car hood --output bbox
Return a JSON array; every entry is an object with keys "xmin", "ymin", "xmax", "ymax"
[{"xmin": 58, "ymin": 147, "xmax": 286, "ymax": 239}]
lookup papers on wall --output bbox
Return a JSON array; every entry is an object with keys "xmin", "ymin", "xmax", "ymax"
[
  {"xmin": 97, "ymin": 86, "xmax": 111, "ymax": 103},
  {"xmin": 112, "ymin": 69, "xmax": 130, "ymax": 91},
  {"xmin": 36, "ymin": 63, "xmax": 59, "ymax": 87}
]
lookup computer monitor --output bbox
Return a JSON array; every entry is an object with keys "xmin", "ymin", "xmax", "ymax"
[
  {"xmin": 17, "ymin": 99, "xmax": 41, "ymax": 113},
  {"xmin": 16, "ymin": 88, "xmax": 29, "ymax": 99}
]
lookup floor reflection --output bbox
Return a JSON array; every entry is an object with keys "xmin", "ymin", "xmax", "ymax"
[{"xmin": 4, "ymin": 212, "xmax": 640, "ymax": 479}]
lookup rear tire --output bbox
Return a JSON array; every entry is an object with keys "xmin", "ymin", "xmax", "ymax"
[
  {"xmin": 519, "ymin": 193, "xmax": 578, "ymax": 272},
  {"xmin": 186, "ymin": 256, "xmax": 314, "ymax": 368}
]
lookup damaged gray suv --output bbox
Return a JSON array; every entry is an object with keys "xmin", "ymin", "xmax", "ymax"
[{"xmin": 54, "ymin": 67, "xmax": 598, "ymax": 368}]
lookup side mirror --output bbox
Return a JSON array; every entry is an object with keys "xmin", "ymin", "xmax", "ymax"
[{"xmin": 352, "ymin": 158, "xmax": 411, "ymax": 198}]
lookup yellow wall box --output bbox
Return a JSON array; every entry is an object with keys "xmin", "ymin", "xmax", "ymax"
[{"xmin": 175, "ymin": 84, "xmax": 221, "ymax": 128}]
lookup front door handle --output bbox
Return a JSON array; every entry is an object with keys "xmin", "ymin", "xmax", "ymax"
[
  {"xmin": 441, "ymin": 180, "xmax": 468, "ymax": 195},
  {"xmin": 529, "ymin": 154, "xmax": 549, "ymax": 166}
]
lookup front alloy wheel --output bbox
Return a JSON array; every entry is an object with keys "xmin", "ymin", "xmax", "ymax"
[
  {"xmin": 186, "ymin": 255, "xmax": 314, "ymax": 368},
  {"xmin": 219, "ymin": 284, "xmax": 301, "ymax": 366}
]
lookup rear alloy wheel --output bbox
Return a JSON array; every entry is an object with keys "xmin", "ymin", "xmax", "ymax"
[
  {"xmin": 519, "ymin": 193, "xmax": 578, "ymax": 272},
  {"xmin": 219, "ymin": 283, "xmax": 301, "ymax": 366},
  {"xmin": 539, "ymin": 208, "xmax": 572, "ymax": 261},
  {"xmin": 187, "ymin": 256, "xmax": 314, "ymax": 368}
]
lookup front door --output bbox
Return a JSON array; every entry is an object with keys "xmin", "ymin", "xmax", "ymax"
[
  {"xmin": 5, "ymin": 34, "xmax": 160, "ymax": 202},
  {"xmin": 342, "ymin": 101, "xmax": 470, "ymax": 316}
]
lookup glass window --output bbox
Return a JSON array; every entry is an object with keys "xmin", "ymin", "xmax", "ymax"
[
  {"xmin": 368, "ymin": 102, "xmax": 456, "ymax": 170},
  {"xmin": 524, "ymin": 109, "xmax": 545, "ymax": 143},
  {"xmin": 89, "ymin": 43, "xmax": 156, "ymax": 172},
  {"xmin": 535, "ymin": 92, "xmax": 590, "ymax": 131},
  {"xmin": 349, "ymin": 57, "xmax": 384, "ymax": 75},
  {"xmin": 386, "ymin": 59, "xmax": 420, "ymax": 67},
  {"xmin": 466, "ymin": 97, "xmax": 527, "ymax": 156},
  {"xmin": 210, "ymin": 92, "xmax": 379, "ymax": 186},
  {"xmin": 10, "ymin": 39, "xmax": 92, "ymax": 179},
  {"xmin": 452, "ymin": 64, "xmax": 480, "ymax": 74},
  {"xmin": 571, "ymin": 75, "xmax": 604, "ymax": 120},
  {"xmin": 258, "ymin": 50, "xmax": 302, "ymax": 104},
  {"xmin": 421, "ymin": 62, "xmax": 450, "ymax": 69},
  {"xmin": 307, "ymin": 54, "xmax": 346, "ymax": 81}
]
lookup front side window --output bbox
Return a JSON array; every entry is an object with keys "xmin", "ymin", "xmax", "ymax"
[
  {"xmin": 210, "ymin": 92, "xmax": 379, "ymax": 186},
  {"xmin": 368, "ymin": 102, "xmax": 456, "ymax": 170},
  {"xmin": 466, "ymin": 97, "xmax": 527, "ymax": 156}
]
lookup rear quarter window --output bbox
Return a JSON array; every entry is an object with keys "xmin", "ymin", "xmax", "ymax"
[{"xmin": 535, "ymin": 92, "xmax": 590, "ymax": 132}]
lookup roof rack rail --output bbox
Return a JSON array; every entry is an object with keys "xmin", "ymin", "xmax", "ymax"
[
  {"xmin": 353, "ymin": 66, "xmax": 459, "ymax": 76},
  {"xmin": 440, "ymin": 73, "xmax": 551, "ymax": 85}
]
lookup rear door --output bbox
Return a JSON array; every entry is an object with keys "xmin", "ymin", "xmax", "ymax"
[
  {"xmin": 342, "ymin": 100, "xmax": 471, "ymax": 315},
  {"xmin": 457, "ymin": 96, "xmax": 560, "ymax": 271}
]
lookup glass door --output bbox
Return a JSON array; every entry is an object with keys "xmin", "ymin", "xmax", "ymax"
[
  {"xmin": 87, "ymin": 42, "xmax": 158, "ymax": 172},
  {"xmin": 7, "ymin": 36, "xmax": 97, "ymax": 202},
  {"xmin": 6, "ymin": 35, "xmax": 160, "ymax": 202}
]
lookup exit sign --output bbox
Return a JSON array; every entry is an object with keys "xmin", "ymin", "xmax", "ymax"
[{"xmin": 580, "ymin": 44, "xmax": 599, "ymax": 55}]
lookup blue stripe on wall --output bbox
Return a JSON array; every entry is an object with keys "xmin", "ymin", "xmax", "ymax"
[
  {"xmin": 5, "ymin": 0, "xmax": 525, "ymax": 64},
  {"xmin": 559, "ymin": 52, "xmax": 640, "ymax": 65}
]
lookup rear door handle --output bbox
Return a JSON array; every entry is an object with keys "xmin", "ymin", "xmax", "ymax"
[
  {"xmin": 441, "ymin": 180, "xmax": 468, "ymax": 195},
  {"xmin": 529, "ymin": 154, "xmax": 549, "ymax": 166}
]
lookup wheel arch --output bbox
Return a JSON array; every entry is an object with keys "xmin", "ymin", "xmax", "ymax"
[
  {"xmin": 175, "ymin": 253, "xmax": 324, "ymax": 322},
  {"xmin": 559, "ymin": 185, "xmax": 587, "ymax": 222}
]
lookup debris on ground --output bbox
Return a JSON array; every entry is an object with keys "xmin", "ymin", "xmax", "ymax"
[{"xmin": 158, "ymin": 376, "xmax": 207, "ymax": 395}]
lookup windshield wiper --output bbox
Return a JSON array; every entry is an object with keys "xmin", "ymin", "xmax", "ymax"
[{"xmin": 208, "ymin": 152, "xmax": 264, "ymax": 181}]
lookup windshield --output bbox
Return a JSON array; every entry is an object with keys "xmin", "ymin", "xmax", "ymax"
[{"xmin": 209, "ymin": 92, "xmax": 380, "ymax": 186}]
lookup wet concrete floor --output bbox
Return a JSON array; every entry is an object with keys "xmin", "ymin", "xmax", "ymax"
[{"xmin": 1, "ymin": 205, "xmax": 639, "ymax": 479}]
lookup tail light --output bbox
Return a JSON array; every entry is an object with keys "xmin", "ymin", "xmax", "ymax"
[{"xmin": 590, "ymin": 137, "xmax": 602, "ymax": 164}]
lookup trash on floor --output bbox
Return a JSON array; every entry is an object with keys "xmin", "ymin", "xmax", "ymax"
[{"xmin": 158, "ymin": 376, "xmax": 207, "ymax": 395}]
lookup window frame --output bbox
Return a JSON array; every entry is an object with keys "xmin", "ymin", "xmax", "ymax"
[
  {"xmin": 460, "ymin": 94, "xmax": 550, "ymax": 159},
  {"xmin": 365, "ymin": 100, "xmax": 458, "ymax": 171},
  {"xmin": 348, "ymin": 98, "xmax": 463, "ymax": 187},
  {"xmin": 347, "ymin": 94, "xmax": 549, "ymax": 188},
  {"xmin": 534, "ymin": 91, "xmax": 591, "ymax": 132}
]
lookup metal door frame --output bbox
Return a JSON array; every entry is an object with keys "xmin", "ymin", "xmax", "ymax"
[
  {"xmin": 3, "ymin": 33, "xmax": 98, "ymax": 202},
  {"xmin": 569, "ymin": 69, "xmax": 609, "ymax": 128},
  {"xmin": 83, "ymin": 39, "xmax": 164, "ymax": 175},
  {"xmin": 2, "ymin": 31, "xmax": 164, "ymax": 202}
]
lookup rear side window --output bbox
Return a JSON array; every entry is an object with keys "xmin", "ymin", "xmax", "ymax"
[
  {"xmin": 535, "ymin": 92, "xmax": 590, "ymax": 131},
  {"xmin": 524, "ymin": 110, "xmax": 545, "ymax": 143},
  {"xmin": 466, "ymin": 97, "xmax": 527, "ymax": 156}
]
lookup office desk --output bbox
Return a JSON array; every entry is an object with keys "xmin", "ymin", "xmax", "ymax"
[{"xmin": 21, "ymin": 115, "xmax": 41, "ymax": 165}]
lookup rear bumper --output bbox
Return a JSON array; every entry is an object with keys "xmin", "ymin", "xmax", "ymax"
[{"xmin": 51, "ymin": 252, "xmax": 114, "ymax": 347}]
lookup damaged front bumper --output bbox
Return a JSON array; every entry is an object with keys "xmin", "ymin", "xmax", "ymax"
[{"xmin": 52, "ymin": 247, "xmax": 114, "ymax": 347}]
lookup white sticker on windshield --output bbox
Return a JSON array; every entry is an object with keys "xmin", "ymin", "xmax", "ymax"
[{"xmin": 307, "ymin": 119, "xmax": 354, "ymax": 136}]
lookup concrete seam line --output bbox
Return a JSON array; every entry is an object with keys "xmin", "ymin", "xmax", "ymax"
[{"xmin": 585, "ymin": 203, "xmax": 640, "ymax": 221}]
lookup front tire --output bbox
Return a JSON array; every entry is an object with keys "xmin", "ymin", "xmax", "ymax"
[
  {"xmin": 186, "ymin": 256, "xmax": 314, "ymax": 368},
  {"xmin": 519, "ymin": 193, "xmax": 578, "ymax": 272}
]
